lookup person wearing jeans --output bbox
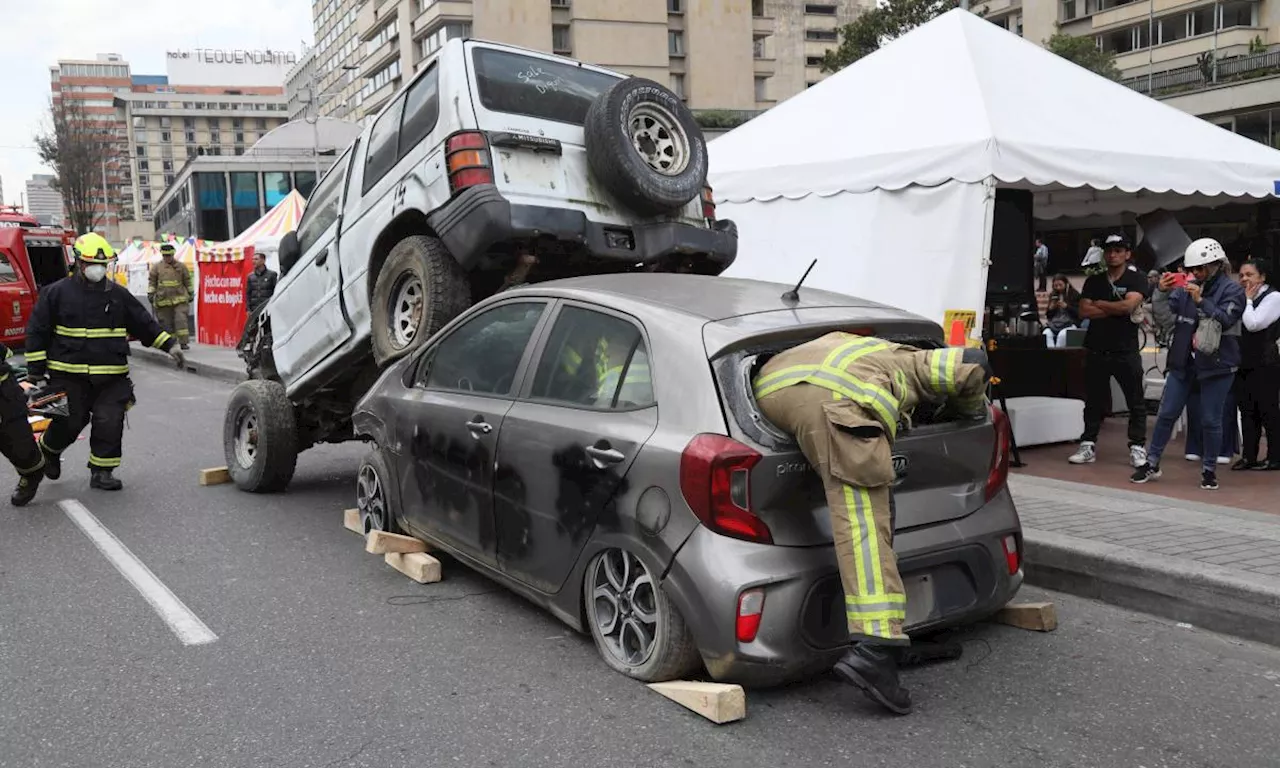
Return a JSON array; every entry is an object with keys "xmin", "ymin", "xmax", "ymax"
[{"xmin": 1133, "ymin": 238, "xmax": 1246, "ymax": 490}]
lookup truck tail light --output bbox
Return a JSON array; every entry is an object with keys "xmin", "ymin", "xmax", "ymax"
[
  {"xmin": 700, "ymin": 185, "xmax": 716, "ymax": 220},
  {"xmin": 736, "ymin": 588, "xmax": 765, "ymax": 643},
  {"xmin": 679, "ymin": 434, "xmax": 772, "ymax": 545},
  {"xmin": 446, "ymin": 131, "xmax": 493, "ymax": 192},
  {"xmin": 986, "ymin": 404, "xmax": 1011, "ymax": 501}
]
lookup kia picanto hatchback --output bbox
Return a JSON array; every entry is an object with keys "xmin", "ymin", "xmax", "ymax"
[{"xmin": 351, "ymin": 273, "xmax": 1022, "ymax": 686}]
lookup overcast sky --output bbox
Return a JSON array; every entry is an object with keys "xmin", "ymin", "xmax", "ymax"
[{"xmin": 0, "ymin": 0, "xmax": 314, "ymax": 207}]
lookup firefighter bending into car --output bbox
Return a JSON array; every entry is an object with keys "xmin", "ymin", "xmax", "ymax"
[
  {"xmin": 754, "ymin": 333, "xmax": 992, "ymax": 715},
  {"xmin": 149, "ymin": 241, "xmax": 194, "ymax": 350},
  {"xmin": 25, "ymin": 233, "xmax": 185, "ymax": 491},
  {"xmin": 0, "ymin": 344, "xmax": 47, "ymax": 507}
]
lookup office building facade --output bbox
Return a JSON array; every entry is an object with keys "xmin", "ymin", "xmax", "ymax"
[
  {"xmin": 25, "ymin": 175, "xmax": 66, "ymax": 227},
  {"xmin": 311, "ymin": 0, "xmax": 366, "ymax": 120}
]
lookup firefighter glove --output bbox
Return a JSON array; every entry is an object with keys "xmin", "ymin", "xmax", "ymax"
[{"xmin": 169, "ymin": 347, "xmax": 186, "ymax": 369}]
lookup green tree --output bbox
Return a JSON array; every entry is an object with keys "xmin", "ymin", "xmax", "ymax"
[
  {"xmin": 33, "ymin": 97, "xmax": 125, "ymax": 234},
  {"xmin": 820, "ymin": 0, "xmax": 959, "ymax": 73},
  {"xmin": 1044, "ymin": 33, "xmax": 1122, "ymax": 80}
]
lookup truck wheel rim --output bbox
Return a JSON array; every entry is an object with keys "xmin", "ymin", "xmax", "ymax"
[
  {"xmin": 389, "ymin": 274, "xmax": 424, "ymax": 349},
  {"xmin": 589, "ymin": 549, "xmax": 659, "ymax": 666},
  {"xmin": 628, "ymin": 103, "xmax": 689, "ymax": 176},
  {"xmin": 233, "ymin": 406, "xmax": 258, "ymax": 468},
  {"xmin": 356, "ymin": 463, "xmax": 388, "ymax": 534}
]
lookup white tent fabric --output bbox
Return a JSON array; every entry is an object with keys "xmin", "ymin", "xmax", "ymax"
[{"xmin": 710, "ymin": 8, "xmax": 1280, "ymax": 219}]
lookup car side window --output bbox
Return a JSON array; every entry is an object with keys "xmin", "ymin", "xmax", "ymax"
[
  {"xmin": 362, "ymin": 96, "xmax": 406, "ymax": 194},
  {"xmin": 529, "ymin": 306, "xmax": 654, "ymax": 410},
  {"xmin": 0, "ymin": 253, "xmax": 18, "ymax": 283},
  {"xmin": 296, "ymin": 150, "xmax": 350, "ymax": 254},
  {"xmin": 398, "ymin": 64, "xmax": 440, "ymax": 159},
  {"xmin": 420, "ymin": 302, "xmax": 545, "ymax": 396}
]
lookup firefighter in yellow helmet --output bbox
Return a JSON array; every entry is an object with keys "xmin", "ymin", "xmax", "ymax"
[
  {"xmin": 149, "ymin": 241, "xmax": 194, "ymax": 350},
  {"xmin": 753, "ymin": 333, "xmax": 992, "ymax": 715},
  {"xmin": 24, "ymin": 233, "xmax": 185, "ymax": 491}
]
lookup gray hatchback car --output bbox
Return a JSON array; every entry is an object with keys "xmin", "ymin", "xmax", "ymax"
[{"xmin": 351, "ymin": 274, "xmax": 1022, "ymax": 686}]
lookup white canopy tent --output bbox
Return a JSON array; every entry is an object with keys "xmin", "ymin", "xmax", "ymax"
[{"xmin": 709, "ymin": 8, "xmax": 1280, "ymax": 335}]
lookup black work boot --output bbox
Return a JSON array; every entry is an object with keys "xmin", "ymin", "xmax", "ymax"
[
  {"xmin": 834, "ymin": 643, "xmax": 913, "ymax": 715},
  {"xmin": 40, "ymin": 444, "xmax": 61, "ymax": 480},
  {"xmin": 11, "ymin": 473, "xmax": 42, "ymax": 507},
  {"xmin": 90, "ymin": 469, "xmax": 123, "ymax": 491}
]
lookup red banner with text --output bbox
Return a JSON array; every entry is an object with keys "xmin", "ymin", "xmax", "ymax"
[{"xmin": 197, "ymin": 256, "xmax": 250, "ymax": 347}]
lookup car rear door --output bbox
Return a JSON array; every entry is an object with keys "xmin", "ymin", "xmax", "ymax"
[{"xmin": 493, "ymin": 302, "xmax": 658, "ymax": 594}]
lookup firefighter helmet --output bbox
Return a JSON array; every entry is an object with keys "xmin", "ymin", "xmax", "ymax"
[
  {"xmin": 73, "ymin": 232, "xmax": 116, "ymax": 264},
  {"xmin": 159, "ymin": 241, "xmax": 176, "ymax": 256}
]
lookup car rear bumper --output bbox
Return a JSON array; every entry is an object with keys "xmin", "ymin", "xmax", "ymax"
[
  {"xmin": 662, "ymin": 486, "xmax": 1023, "ymax": 688},
  {"xmin": 426, "ymin": 184, "xmax": 738, "ymax": 272}
]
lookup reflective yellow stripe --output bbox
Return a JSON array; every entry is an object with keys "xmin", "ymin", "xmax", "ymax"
[
  {"xmin": 37, "ymin": 433, "xmax": 64, "ymax": 455},
  {"xmin": 55, "ymin": 325, "xmax": 86, "ymax": 337},
  {"xmin": 846, "ymin": 592, "xmax": 905, "ymax": 606},
  {"xmin": 152, "ymin": 332, "xmax": 172, "ymax": 349},
  {"xmin": 24, "ymin": 350, "xmax": 46, "ymax": 362},
  {"xmin": 55, "ymin": 326, "xmax": 127, "ymax": 338},
  {"xmin": 0, "ymin": 373, "xmax": 7, "ymax": 383},
  {"xmin": 159, "ymin": 280, "xmax": 181, "ymax": 286},
  {"xmin": 845, "ymin": 607, "xmax": 907, "ymax": 622},
  {"xmin": 89, "ymin": 453, "xmax": 122, "ymax": 468},
  {"xmin": 754, "ymin": 363, "xmax": 900, "ymax": 437},
  {"xmin": 928, "ymin": 348, "xmax": 963, "ymax": 395},
  {"xmin": 47, "ymin": 361, "xmax": 129, "ymax": 375},
  {"xmin": 4, "ymin": 347, "xmax": 11, "ymax": 360}
]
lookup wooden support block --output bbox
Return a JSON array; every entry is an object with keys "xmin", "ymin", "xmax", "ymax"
[
  {"xmin": 343, "ymin": 508, "xmax": 362, "ymax": 534},
  {"xmin": 198, "ymin": 466, "xmax": 231, "ymax": 486},
  {"xmin": 384, "ymin": 552, "xmax": 442, "ymax": 584},
  {"xmin": 646, "ymin": 681, "xmax": 745, "ymax": 724},
  {"xmin": 364, "ymin": 530, "xmax": 428, "ymax": 555},
  {"xmin": 994, "ymin": 601, "xmax": 1057, "ymax": 632}
]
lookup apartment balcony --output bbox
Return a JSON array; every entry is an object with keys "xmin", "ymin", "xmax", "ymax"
[
  {"xmin": 360, "ymin": 4, "xmax": 398, "ymax": 41},
  {"xmin": 1123, "ymin": 40, "xmax": 1280, "ymax": 96},
  {"xmin": 363, "ymin": 80, "xmax": 399, "ymax": 116},
  {"xmin": 1115, "ymin": 27, "xmax": 1261, "ymax": 72},
  {"xmin": 753, "ymin": 57, "xmax": 777, "ymax": 77},
  {"xmin": 752, "ymin": 15, "xmax": 775, "ymax": 35},
  {"xmin": 363, "ymin": 35, "xmax": 401, "ymax": 76},
  {"xmin": 413, "ymin": 0, "xmax": 474, "ymax": 38}
]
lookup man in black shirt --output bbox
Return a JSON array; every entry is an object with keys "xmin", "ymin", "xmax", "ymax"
[{"xmin": 1068, "ymin": 234, "xmax": 1150, "ymax": 467}]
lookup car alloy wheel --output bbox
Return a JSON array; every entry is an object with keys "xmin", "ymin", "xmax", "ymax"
[
  {"xmin": 356, "ymin": 462, "xmax": 389, "ymax": 535},
  {"xmin": 589, "ymin": 548, "xmax": 660, "ymax": 666}
]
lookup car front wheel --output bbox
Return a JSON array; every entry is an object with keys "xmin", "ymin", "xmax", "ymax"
[
  {"xmin": 356, "ymin": 449, "xmax": 401, "ymax": 535},
  {"xmin": 583, "ymin": 547, "xmax": 701, "ymax": 682}
]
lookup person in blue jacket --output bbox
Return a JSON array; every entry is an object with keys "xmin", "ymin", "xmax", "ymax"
[{"xmin": 1132, "ymin": 238, "xmax": 1246, "ymax": 490}]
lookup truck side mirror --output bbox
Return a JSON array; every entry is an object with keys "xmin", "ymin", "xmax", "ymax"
[{"xmin": 279, "ymin": 231, "xmax": 301, "ymax": 275}]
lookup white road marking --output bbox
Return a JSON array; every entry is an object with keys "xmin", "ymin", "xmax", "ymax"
[{"xmin": 59, "ymin": 500, "xmax": 218, "ymax": 647}]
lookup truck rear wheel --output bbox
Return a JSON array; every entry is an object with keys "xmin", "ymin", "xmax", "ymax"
[
  {"xmin": 224, "ymin": 380, "xmax": 298, "ymax": 493},
  {"xmin": 371, "ymin": 235, "xmax": 470, "ymax": 367}
]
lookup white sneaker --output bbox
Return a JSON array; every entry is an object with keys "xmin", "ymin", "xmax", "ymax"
[
  {"xmin": 1217, "ymin": 456, "xmax": 1232, "ymax": 465},
  {"xmin": 1069, "ymin": 442, "xmax": 1097, "ymax": 464},
  {"xmin": 1185, "ymin": 454, "xmax": 1202, "ymax": 462},
  {"xmin": 1130, "ymin": 445, "xmax": 1148, "ymax": 468}
]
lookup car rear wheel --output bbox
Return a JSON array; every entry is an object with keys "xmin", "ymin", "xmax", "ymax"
[
  {"xmin": 584, "ymin": 78, "xmax": 708, "ymax": 217},
  {"xmin": 370, "ymin": 235, "xmax": 471, "ymax": 367},
  {"xmin": 583, "ymin": 547, "xmax": 701, "ymax": 682},
  {"xmin": 356, "ymin": 449, "xmax": 401, "ymax": 535},
  {"xmin": 223, "ymin": 380, "xmax": 298, "ymax": 493}
]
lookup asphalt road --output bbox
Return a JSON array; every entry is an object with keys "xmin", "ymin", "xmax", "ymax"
[{"xmin": 2, "ymin": 362, "xmax": 1278, "ymax": 768}]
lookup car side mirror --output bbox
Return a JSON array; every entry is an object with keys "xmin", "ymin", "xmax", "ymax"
[{"xmin": 279, "ymin": 231, "xmax": 301, "ymax": 275}]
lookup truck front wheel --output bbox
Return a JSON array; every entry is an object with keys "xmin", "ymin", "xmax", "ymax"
[
  {"xmin": 224, "ymin": 380, "xmax": 299, "ymax": 493},
  {"xmin": 370, "ymin": 235, "xmax": 470, "ymax": 367}
]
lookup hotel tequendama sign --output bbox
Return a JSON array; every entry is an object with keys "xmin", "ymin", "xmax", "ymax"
[{"xmin": 165, "ymin": 49, "xmax": 298, "ymax": 88}]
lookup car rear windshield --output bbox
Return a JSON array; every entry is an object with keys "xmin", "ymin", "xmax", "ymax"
[{"xmin": 472, "ymin": 48, "xmax": 622, "ymax": 126}]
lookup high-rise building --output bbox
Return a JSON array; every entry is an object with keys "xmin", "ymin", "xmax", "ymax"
[
  {"xmin": 25, "ymin": 174, "xmax": 65, "ymax": 227},
  {"xmin": 311, "ymin": 0, "xmax": 365, "ymax": 120},
  {"xmin": 975, "ymin": 0, "xmax": 1280, "ymax": 148},
  {"xmin": 286, "ymin": 46, "xmax": 318, "ymax": 121}
]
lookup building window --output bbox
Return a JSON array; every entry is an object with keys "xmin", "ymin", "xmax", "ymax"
[
  {"xmin": 551, "ymin": 0, "xmax": 569, "ymax": 6},
  {"xmin": 161, "ymin": 131, "xmax": 171, "ymax": 142},
  {"xmin": 419, "ymin": 21, "xmax": 470, "ymax": 61},
  {"xmin": 752, "ymin": 0, "xmax": 765, "ymax": 16},
  {"xmin": 552, "ymin": 24, "xmax": 572, "ymax": 53},
  {"xmin": 162, "ymin": 160, "xmax": 173, "ymax": 173},
  {"xmin": 805, "ymin": 29, "xmax": 838, "ymax": 41},
  {"xmin": 256, "ymin": 118, "xmax": 268, "ymax": 130},
  {"xmin": 138, "ymin": 160, "xmax": 150, "ymax": 173},
  {"xmin": 185, "ymin": 131, "xmax": 196, "ymax": 143},
  {"xmin": 669, "ymin": 73, "xmax": 685, "ymax": 98},
  {"xmin": 669, "ymin": 31, "xmax": 684, "ymax": 56},
  {"xmin": 294, "ymin": 170, "xmax": 318, "ymax": 199},
  {"xmin": 135, "ymin": 145, "xmax": 145, "ymax": 157},
  {"xmin": 1220, "ymin": 0, "xmax": 1255, "ymax": 29},
  {"xmin": 1189, "ymin": 6, "xmax": 1214, "ymax": 36},
  {"xmin": 668, "ymin": 0, "xmax": 682, "ymax": 12},
  {"xmin": 132, "ymin": 116, "xmax": 145, "ymax": 128},
  {"xmin": 235, "ymin": 132, "xmax": 245, "ymax": 144},
  {"xmin": 183, "ymin": 117, "xmax": 195, "ymax": 129},
  {"xmin": 159, "ymin": 116, "xmax": 171, "ymax": 129},
  {"xmin": 211, "ymin": 132, "xmax": 221, "ymax": 144},
  {"xmin": 186, "ymin": 147, "xmax": 197, "ymax": 160},
  {"xmin": 754, "ymin": 76, "xmax": 768, "ymax": 101},
  {"xmin": 753, "ymin": 36, "xmax": 769, "ymax": 58},
  {"xmin": 164, "ymin": 174, "xmax": 175, "ymax": 187},
  {"xmin": 232, "ymin": 118, "xmax": 243, "ymax": 130},
  {"xmin": 367, "ymin": 20, "xmax": 398, "ymax": 56},
  {"xmin": 264, "ymin": 171, "xmax": 291, "ymax": 207},
  {"xmin": 805, "ymin": 55, "xmax": 824, "ymax": 67},
  {"xmin": 804, "ymin": 3, "xmax": 836, "ymax": 14}
]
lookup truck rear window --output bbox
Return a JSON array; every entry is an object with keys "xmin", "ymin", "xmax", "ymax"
[{"xmin": 472, "ymin": 48, "xmax": 622, "ymax": 126}]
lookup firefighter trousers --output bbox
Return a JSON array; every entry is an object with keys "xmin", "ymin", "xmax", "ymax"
[
  {"xmin": 757, "ymin": 382, "xmax": 908, "ymax": 645},
  {"xmin": 154, "ymin": 302, "xmax": 190, "ymax": 345},
  {"xmin": 0, "ymin": 377, "xmax": 45, "ymax": 478},
  {"xmin": 39, "ymin": 375, "xmax": 134, "ymax": 470}
]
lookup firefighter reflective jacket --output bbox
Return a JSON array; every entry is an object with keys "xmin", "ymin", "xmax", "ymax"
[
  {"xmin": 25, "ymin": 275, "xmax": 175, "ymax": 378},
  {"xmin": 149, "ymin": 260, "xmax": 193, "ymax": 308}
]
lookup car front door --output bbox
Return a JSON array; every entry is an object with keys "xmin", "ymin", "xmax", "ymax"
[
  {"xmin": 494, "ymin": 303, "xmax": 659, "ymax": 594},
  {"xmin": 392, "ymin": 300, "xmax": 550, "ymax": 566},
  {"xmin": 268, "ymin": 144, "xmax": 357, "ymax": 384}
]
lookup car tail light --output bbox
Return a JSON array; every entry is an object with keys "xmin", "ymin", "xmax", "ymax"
[
  {"xmin": 736, "ymin": 588, "xmax": 765, "ymax": 643},
  {"xmin": 986, "ymin": 403, "xmax": 1011, "ymax": 501},
  {"xmin": 679, "ymin": 434, "xmax": 772, "ymax": 544},
  {"xmin": 446, "ymin": 131, "xmax": 493, "ymax": 192},
  {"xmin": 1001, "ymin": 534, "xmax": 1020, "ymax": 575},
  {"xmin": 700, "ymin": 185, "xmax": 716, "ymax": 220}
]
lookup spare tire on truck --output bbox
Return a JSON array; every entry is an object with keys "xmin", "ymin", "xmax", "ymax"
[
  {"xmin": 224, "ymin": 379, "xmax": 298, "ymax": 493},
  {"xmin": 583, "ymin": 78, "xmax": 708, "ymax": 217},
  {"xmin": 371, "ymin": 235, "xmax": 471, "ymax": 367}
]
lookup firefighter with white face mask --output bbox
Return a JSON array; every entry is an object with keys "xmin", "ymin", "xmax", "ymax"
[{"xmin": 23, "ymin": 233, "xmax": 184, "ymax": 490}]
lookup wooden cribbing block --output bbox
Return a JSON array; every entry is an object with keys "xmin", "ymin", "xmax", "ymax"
[
  {"xmin": 384, "ymin": 552, "xmax": 442, "ymax": 584},
  {"xmin": 343, "ymin": 508, "xmax": 362, "ymax": 534},
  {"xmin": 364, "ymin": 530, "xmax": 428, "ymax": 555},
  {"xmin": 198, "ymin": 466, "xmax": 231, "ymax": 486},
  {"xmin": 646, "ymin": 681, "xmax": 745, "ymax": 724},
  {"xmin": 994, "ymin": 601, "xmax": 1057, "ymax": 632}
]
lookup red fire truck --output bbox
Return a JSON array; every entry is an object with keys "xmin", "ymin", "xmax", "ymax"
[{"xmin": 0, "ymin": 206, "xmax": 76, "ymax": 347}]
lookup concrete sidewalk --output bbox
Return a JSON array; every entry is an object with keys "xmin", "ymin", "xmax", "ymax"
[
  {"xmin": 132, "ymin": 341, "xmax": 246, "ymax": 384},
  {"xmin": 1013, "ymin": 474, "xmax": 1280, "ymax": 646}
]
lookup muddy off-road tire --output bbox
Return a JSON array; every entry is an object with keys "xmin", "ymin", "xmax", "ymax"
[
  {"xmin": 224, "ymin": 379, "xmax": 298, "ymax": 493},
  {"xmin": 371, "ymin": 235, "xmax": 470, "ymax": 367},
  {"xmin": 584, "ymin": 78, "xmax": 708, "ymax": 217}
]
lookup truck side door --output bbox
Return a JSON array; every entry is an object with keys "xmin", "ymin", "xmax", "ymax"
[{"xmin": 0, "ymin": 244, "xmax": 32, "ymax": 345}]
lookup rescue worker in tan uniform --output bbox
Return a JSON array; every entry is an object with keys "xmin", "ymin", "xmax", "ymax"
[
  {"xmin": 754, "ymin": 332, "xmax": 992, "ymax": 715},
  {"xmin": 148, "ymin": 242, "xmax": 193, "ymax": 350}
]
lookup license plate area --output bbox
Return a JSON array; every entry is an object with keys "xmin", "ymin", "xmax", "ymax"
[{"xmin": 903, "ymin": 573, "xmax": 937, "ymax": 627}]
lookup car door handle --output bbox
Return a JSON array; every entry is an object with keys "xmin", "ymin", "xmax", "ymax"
[
  {"xmin": 314, "ymin": 249, "xmax": 329, "ymax": 266},
  {"xmin": 586, "ymin": 443, "xmax": 626, "ymax": 467},
  {"xmin": 465, "ymin": 418, "xmax": 493, "ymax": 437}
]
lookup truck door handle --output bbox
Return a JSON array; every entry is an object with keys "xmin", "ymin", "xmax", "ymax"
[
  {"xmin": 586, "ymin": 443, "xmax": 625, "ymax": 467},
  {"xmin": 315, "ymin": 249, "xmax": 329, "ymax": 266},
  {"xmin": 465, "ymin": 417, "xmax": 493, "ymax": 437}
]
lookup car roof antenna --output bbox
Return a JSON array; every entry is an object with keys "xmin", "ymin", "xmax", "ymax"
[{"xmin": 781, "ymin": 259, "xmax": 817, "ymax": 305}]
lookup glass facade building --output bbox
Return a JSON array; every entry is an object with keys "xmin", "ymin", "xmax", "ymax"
[{"xmin": 154, "ymin": 165, "xmax": 320, "ymax": 240}]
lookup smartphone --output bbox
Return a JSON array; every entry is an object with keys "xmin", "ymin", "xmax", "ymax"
[{"xmin": 1168, "ymin": 272, "xmax": 1190, "ymax": 288}]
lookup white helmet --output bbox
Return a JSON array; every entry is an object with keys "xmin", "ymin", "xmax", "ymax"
[{"xmin": 1183, "ymin": 238, "xmax": 1227, "ymax": 268}]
